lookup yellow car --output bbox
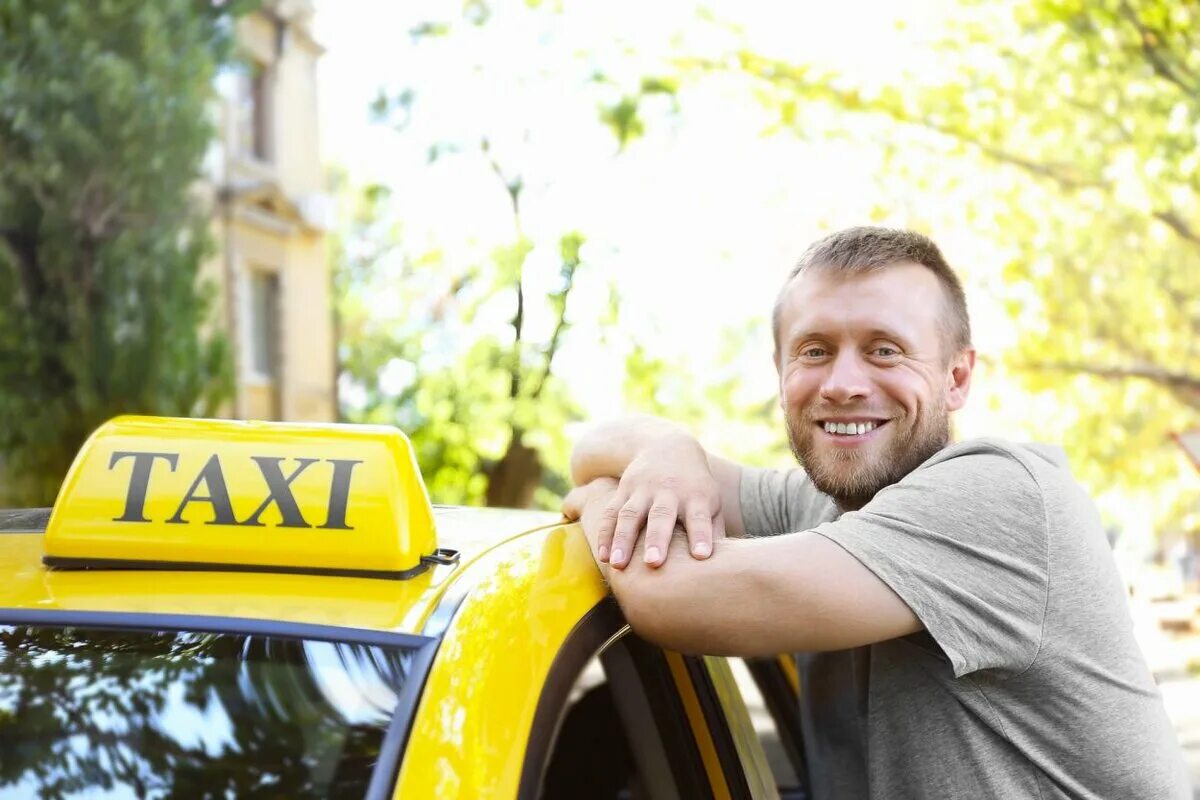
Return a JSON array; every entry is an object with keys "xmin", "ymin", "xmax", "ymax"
[{"xmin": 0, "ymin": 416, "xmax": 809, "ymax": 799}]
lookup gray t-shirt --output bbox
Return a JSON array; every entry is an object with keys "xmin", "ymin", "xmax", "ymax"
[{"xmin": 740, "ymin": 437, "xmax": 1190, "ymax": 799}]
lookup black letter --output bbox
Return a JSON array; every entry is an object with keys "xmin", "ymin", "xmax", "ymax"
[
  {"xmin": 166, "ymin": 455, "xmax": 238, "ymax": 526},
  {"xmin": 318, "ymin": 459, "xmax": 362, "ymax": 530},
  {"xmin": 109, "ymin": 451, "xmax": 178, "ymax": 522},
  {"xmin": 240, "ymin": 457, "xmax": 318, "ymax": 528}
]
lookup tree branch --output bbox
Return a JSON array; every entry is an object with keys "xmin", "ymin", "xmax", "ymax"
[
  {"xmin": 1118, "ymin": 0, "xmax": 1199, "ymax": 95},
  {"xmin": 1153, "ymin": 208, "xmax": 1200, "ymax": 246},
  {"xmin": 527, "ymin": 263, "xmax": 578, "ymax": 401},
  {"xmin": 1015, "ymin": 360, "xmax": 1200, "ymax": 408},
  {"xmin": 0, "ymin": 228, "xmax": 43, "ymax": 306},
  {"xmin": 726, "ymin": 55, "xmax": 1200, "ymax": 251},
  {"xmin": 482, "ymin": 138, "xmax": 525, "ymax": 400}
]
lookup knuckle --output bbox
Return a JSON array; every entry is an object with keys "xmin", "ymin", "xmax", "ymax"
[
  {"xmin": 647, "ymin": 504, "xmax": 675, "ymax": 519},
  {"xmin": 617, "ymin": 506, "xmax": 643, "ymax": 521}
]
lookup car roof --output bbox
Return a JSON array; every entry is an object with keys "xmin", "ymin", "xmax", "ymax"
[{"xmin": 0, "ymin": 504, "xmax": 563, "ymax": 635}]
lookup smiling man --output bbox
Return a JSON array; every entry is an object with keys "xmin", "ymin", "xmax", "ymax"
[{"xmin": 564, "ymin": 228, "xmax": 1189, "ymax": 799}]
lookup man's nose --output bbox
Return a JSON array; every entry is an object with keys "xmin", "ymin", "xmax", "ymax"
[{"xmin": 819, "ymin": 351, "xmax": 871, "ymax": 404}]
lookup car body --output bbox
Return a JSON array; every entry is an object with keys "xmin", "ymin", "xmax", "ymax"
[{"xmin": 0, "ymin": 416, "xmax": 810, "ymax": 799}]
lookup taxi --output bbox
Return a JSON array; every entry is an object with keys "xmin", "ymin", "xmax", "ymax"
[{"xmin": 0, "ymin": 416, "xmax": 810, "ymax": 799}]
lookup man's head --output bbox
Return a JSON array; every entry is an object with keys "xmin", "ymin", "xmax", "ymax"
[{"xmin": 773, "ymin": 227, "xmax": 975, "ymax": 510}]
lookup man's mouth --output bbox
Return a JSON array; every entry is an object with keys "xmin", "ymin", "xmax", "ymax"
[{"xmin": 817, "ymin": 420, "xmax": 888, "ymax": 437}]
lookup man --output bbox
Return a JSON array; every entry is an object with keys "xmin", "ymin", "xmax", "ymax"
[{"xmin": 564, "ymin": 227, "xmax": 1189, "ymax": 799}]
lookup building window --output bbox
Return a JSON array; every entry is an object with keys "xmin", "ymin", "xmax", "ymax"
[
  {"xmin": 248, "ymin": 271, "xmax": 280, "ymax": 380},
  {"xmin": 233, "ymin": 60, "xmax": 272, "ymax": 162}
]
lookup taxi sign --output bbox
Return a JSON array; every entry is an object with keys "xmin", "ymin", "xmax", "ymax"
[{"xmin": 44, "ymin": 416, "xmax": 443, "ymax": 579}]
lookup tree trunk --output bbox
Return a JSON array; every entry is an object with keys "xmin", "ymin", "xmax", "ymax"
[{"xmin": 485, "ymin": 430, "xmax": 543, "ymax": 508}]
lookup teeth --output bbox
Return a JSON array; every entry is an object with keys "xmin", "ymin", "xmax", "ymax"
[{"xmin": 823, "ymin": 421, "xmax": 878, "ymax": 436}]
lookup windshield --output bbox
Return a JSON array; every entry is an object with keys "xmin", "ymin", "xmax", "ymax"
[{"xmin": 0, "ymin": 623, "xmax": 421, "ymax": 799}]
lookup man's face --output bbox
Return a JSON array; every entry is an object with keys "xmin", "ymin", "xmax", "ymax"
[{"xmin": 775, "ymin": 262, "xmax": 973, "ymax": 510}]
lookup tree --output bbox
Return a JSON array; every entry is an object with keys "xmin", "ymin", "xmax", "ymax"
[
  {"xmin": 335, "ymin": 2, "xmax": 650, "ymax": 509},
  {"xmin": 0, "ymin": 0, "xmax": 243, "ymax": 506},
  {"xmin": 712, "ymin": 0, "xmax": 1198, "ymax": 524},
  {"xmin": 335, "ymin": 160, "xmax": 590, "ymax": 510}
]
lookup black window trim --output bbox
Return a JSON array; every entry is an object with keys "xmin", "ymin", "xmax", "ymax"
[
  {"xmin": 0, "ymin": 607, "xmax": 440, "ymax": 800},
  {"xmin": 681, "ymin": 654, "xmax": 756, "ymax": 799},
  {"xmin": 745, "ymin": 656, "xmax": 812, "ymax": 797},
  {"xmin": 611, "ymin": 636, "xmax": 718, "ymax": 799},
  {"xmin": 518, "ymin": 596, "xmax": 718, "ymax": 800},
  {"xmin": 517, "ymin": 597, "xmax": 625, "ymax": 799}
]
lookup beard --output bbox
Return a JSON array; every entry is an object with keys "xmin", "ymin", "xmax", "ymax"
[{"xmin": 786, "ymin": 401, "xmax": 950, "ymax": 512}]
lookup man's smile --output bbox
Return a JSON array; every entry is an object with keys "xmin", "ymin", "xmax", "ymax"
[{"xmin": 813, "ymin": 418, "xmax": 891, "ymax": 446}]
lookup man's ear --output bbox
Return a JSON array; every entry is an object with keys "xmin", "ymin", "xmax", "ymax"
[{"xmin": 946, "ymin": 348, "xmax": 975, "ymax": 411}]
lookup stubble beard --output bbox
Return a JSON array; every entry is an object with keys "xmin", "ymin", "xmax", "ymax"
[{"xmin": 786, "ymin": 402, "xmax": 951, "ymax": 512}]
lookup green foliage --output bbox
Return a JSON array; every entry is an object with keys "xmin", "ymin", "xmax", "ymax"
[
  {"xmin": 598, "ymin": 96, "xmax": 646, "ymax": 150},
  {"xmin": 333, "ymin": 165, "xmax": 589, "ymax": 509},
  {"xmin": 595, "ymin": 75, "xmax": 680, "ymax": 151},
  {"xmin": 621, "ymin": 322, "xmax": 791, "ymax": 470},
  {"xmin": 0, "ymin": 0, "xmax": 240, "ymax": 505}
]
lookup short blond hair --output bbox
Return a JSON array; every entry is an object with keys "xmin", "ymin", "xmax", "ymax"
[{"xmin": 772, "ymin": 226, "xmax": 972, "ymax": 362}]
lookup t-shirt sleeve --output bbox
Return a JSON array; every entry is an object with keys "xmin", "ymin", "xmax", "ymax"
[
  {"xmin": 811, "ymin": 445, "xmax": 1050, "ymax": 678},
  {"xmin": 739, "ymin": 465, "xmax": 836, "ymax": 537}
]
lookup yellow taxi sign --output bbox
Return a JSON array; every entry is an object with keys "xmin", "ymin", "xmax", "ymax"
[{"xmin": 44, "ymin": 416, "xmax": 442, "ymax": 579}]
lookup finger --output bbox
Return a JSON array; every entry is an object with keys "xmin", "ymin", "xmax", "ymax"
[
  {"xmin": 682, "ymin": 498, "xmax": 714, "ymax": 560},
  {"xmin": 595, "ymin": 490, "xmax": 629, "ymax": 563},
  {"xmin": 610, "ymin": 492, "xmax": 650, "ymax": 569},
  {"xmin": 643, "ymin": 493, "xmax": 680, "ymax": 567},
  {"xmin": 713, "ymin": 512, "xmax": 727, "ymax": 542},
  {"xmin": 561, "ymin": 487, "xmax": 586, "ymax": 520}
]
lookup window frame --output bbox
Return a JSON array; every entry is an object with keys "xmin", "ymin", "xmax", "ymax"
[
  {"xmin": 744, "ymin": 655, "xmax": 812, "ymax": 797},
  {"xmin": 519, "ymin": 598, "xmax": 716, "ymax": 800},
  {"xmin": 246, "ymin": 267, "xmax": 282, "ymax": 384},
  {"xmin": 230, "ymin": 57, "xmax": 274, "ymax": 164}
]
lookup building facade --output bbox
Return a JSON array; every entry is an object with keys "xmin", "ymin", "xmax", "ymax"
[{"xmin": 200, "ymin": 0, "xmax": 336, "ymax": 422}]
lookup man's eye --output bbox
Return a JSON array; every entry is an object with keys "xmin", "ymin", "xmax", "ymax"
[
  {"xmin": 801, "ymin": 347, "xmax": 827, "ymax": 358},
  {"xmin": 872, "ymin": 346, "xmax": 899, "ymax": 357}
]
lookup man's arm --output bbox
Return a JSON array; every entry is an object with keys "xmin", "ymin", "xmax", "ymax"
[
  {"xmin": 576, "ymin": 481, "xmax": 921, "ymax": 656},
  {"xmin": 566, "ymin": 415, "xmax": 747, "ymax": 568}
]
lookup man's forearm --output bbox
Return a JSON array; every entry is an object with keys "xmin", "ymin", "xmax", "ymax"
[
  {"xmin": 569, "ymin": 415, "xmax": 693, "ymax": 485},
  {"xmin": 602, "ymin": 530, "xmax": 922, "ymax": 657}
]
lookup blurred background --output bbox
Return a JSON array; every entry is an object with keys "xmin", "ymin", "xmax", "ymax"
[{"xmin": 1, "ymin": 0, "xmax": 1198, "ymax": 779}]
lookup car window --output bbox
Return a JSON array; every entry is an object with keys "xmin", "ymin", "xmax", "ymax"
[
  {"xmin": 740, "ymin": 656, "xmax": 810, "ymax": 799},
  {"xmin": 0, "ymin": 623, "xmax": 422, "ymax": 799},
  {"xmin": 729, "ymin": 657, "xmax": 805, "ymax": 793},
  {"xmin": 539, "ymin": 656, "xmax": 641, "ymax": 798},
  {"xmin": 699, "ymin": 656, "xmax": 781, "ymax": 800},
  {"xmin": 535, "ymin": 632, "xmax": 716, "ymax": 800}
]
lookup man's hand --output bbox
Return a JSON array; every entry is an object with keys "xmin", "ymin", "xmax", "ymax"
[
  {"xmin": 562, "ymin": 478, "xmax": 620, "ymax": 565},
  {"xmin": 564, "ymin": 431, "xmax": 725, "ymax": 570}
]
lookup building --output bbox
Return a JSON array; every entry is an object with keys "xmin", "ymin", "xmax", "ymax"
[{"xmin": 201, "ymin": 0, "xmax": 336, "ymax": 422}]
